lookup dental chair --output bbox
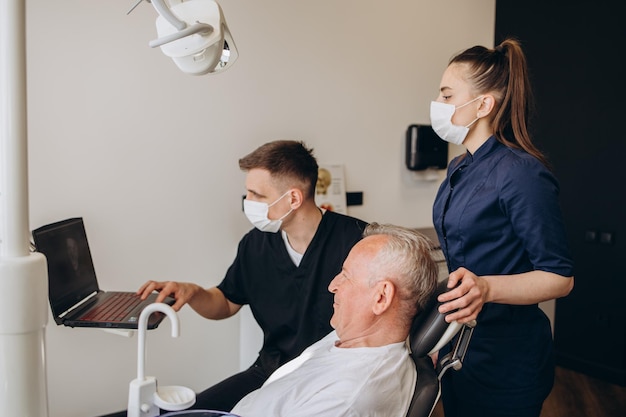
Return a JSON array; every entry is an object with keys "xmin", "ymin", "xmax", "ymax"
[{"xmin": 405, "ymin": 279, "xmax": 476, "ymax": 417}]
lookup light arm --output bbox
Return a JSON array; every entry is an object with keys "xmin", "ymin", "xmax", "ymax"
[
  {"xmin": 148, "ymin": 22, "xmax": 213, "ymax": 48},
  {"xmin": 151, "ymin": 0, "xmax": 187, "ymax": 30}
]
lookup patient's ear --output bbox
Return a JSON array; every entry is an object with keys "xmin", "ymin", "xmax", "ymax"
[{"xmin": 372, "ymin": 280, "xmax": 396, "ymax": 315}]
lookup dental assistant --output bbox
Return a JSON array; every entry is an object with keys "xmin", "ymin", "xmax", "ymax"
[{"xmin": 430, "ymin": 38, "xmax": 574, "ymax": 417}]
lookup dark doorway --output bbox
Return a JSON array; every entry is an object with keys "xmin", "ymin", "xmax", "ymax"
[{"xmin": 495, "ymin": 0, "xmax": 626, "ymax": 385}]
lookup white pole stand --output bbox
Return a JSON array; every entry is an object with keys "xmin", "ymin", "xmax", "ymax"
[{"xmin": 1, "ymin": 0, "xmax": 50, "ymax": 413}]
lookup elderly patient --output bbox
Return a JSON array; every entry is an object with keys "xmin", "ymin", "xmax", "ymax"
[{"xmin": 230, "ymin": 223, "xmax": 438, "ymax": 417}]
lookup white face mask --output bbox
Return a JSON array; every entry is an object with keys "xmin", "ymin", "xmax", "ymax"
[
  {"xmin": 243, "ymin": 190, "xmax": 293, "ymax": 233},
  {"xmin": 430, "ymin": 96, "xmax": 483, "ymax": 145}
]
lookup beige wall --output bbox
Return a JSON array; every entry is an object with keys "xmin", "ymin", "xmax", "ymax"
[{"xmin": 26, "ymin": 1, "xmax": 496, "ymax": 415}]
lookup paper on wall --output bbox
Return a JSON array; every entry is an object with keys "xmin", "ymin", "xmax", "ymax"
[{"xmin": 315, "ymin": 164, "xmax": 347, "ymax": 214}]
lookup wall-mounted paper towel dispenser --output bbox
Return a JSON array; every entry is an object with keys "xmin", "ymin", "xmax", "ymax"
[{"xmin": 405, "ymin": 124, "xmax": 448, "ymax": 171}]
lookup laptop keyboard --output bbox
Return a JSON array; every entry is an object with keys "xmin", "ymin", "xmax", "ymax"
[{"xmin": 79, "ymin": 292, "xmax": 143, "ymax": 322}]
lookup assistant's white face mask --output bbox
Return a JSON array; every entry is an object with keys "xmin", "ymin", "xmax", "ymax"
[
  {"xmin": 243, "ymin": 190, "xmax": 293, "ymax": 233},
  {"xmin": 430, "ymin": 96, "xmax": 483, "ymax": 145}
]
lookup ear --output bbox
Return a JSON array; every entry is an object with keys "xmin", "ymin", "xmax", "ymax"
[
  {"xmin": 478, "ymin": 94, "xmax": 496, "ymax": 118},
  {"xmin": 372, "ymin": 280, "xmax": 396, "ymax": 316},
  {"xmin": 287, "ymin": 188, "xmax": 304, "ymax": 210}
]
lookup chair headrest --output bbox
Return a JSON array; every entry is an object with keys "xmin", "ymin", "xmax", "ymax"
[{"xmin": 409, "ymin": 280, "xmax": 462, "ymax": 358}]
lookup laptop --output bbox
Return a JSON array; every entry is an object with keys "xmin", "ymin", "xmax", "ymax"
[{"xmin": 32, "ymin": 217, "xmax": 175, "ymax": 330}]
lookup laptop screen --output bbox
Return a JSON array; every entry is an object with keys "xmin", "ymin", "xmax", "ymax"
[{"xmin": 32, "ymin": 218, "xmax": 100, "ymax": 320}]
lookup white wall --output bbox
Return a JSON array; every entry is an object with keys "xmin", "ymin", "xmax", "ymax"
[{"xmin": 25, "ymin": 1, "xmax": 496, "ymax": 416}]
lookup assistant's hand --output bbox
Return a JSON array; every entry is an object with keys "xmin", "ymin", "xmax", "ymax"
[
  {"xmin": 437, "ymin": 267, "xmax": 488, "ymax": 324},
  {"xmin": 137, "ymin": 280, "xmax": 201, "ymax": 312}
]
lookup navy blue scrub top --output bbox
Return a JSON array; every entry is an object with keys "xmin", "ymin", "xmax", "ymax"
[{"xmin": 432, "ymin": 136, "xmax": 574, "ymax": 407}]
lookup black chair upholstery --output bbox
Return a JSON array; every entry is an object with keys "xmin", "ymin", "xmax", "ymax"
[{"xmin": 405, "ymin": 280, "xmax": 476, "ymax": 417}]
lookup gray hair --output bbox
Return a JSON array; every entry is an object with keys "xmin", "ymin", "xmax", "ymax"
[{"xmin": 363, "ymin": 223, "xmax": 439, "ymax": 321}]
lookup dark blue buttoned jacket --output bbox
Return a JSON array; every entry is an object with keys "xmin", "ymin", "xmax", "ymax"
[{"xmin": 433, "ymin": 136, "xmax": 574, "ymax": 409}]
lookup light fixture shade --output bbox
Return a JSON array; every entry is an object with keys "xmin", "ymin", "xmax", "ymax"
[{"xmin": 153, "ymin": 0, "xmax": 238, "ymax": 75}]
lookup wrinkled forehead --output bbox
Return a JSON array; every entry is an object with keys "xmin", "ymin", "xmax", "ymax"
[{"xmin": 348, "ymin": 235, "xmax": 387, "ymax": 265}]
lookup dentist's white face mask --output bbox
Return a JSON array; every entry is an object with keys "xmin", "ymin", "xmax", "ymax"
[
  {"xmin": 243, "ymin": 190, "xmax": 293, "ymax": 233},
  {"xmin": 430, "ymin": 96, "xmax": 483, "ymax": 145}
]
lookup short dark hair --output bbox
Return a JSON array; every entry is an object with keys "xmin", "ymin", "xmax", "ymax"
[{"xmin": 239, "ymin": 140, "xmax": 319, "ymax": 198}]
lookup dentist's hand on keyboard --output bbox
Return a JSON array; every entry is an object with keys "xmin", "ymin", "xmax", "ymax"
[
  {"xmin": 137, "ymin": 280, "xmax": 200, "ymax": 312},
  {"xmin": 137, "ymin": 280, "xmax": 242, "ymax": 319}
]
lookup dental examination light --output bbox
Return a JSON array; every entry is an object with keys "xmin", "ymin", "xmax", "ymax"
[{"xmin": 130, "ymin": 0, "xmax": 238, "ymax": 75}]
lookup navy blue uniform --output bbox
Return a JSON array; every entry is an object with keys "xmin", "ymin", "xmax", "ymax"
[{"xmin": 433, "ymin": 137, "xmax": 573, "ymax": 416}]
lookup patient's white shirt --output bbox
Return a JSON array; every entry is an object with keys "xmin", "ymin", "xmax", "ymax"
[{"xmin": 231, "ymin": 330, "xmax": 416, "ymax": 417}]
